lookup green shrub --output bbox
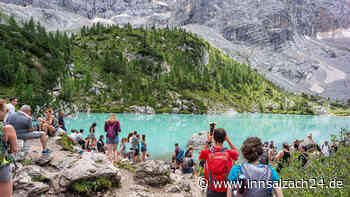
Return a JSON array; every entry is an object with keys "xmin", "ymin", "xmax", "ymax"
[
  {"xmin": 70, "ymin": 178, "xmax": 114, "ymax": 195},
  {"xmin": 60, "ymin": 133, "xmax": 75, "ymax": 152},
  {"xmin": 279, "ymin": 134, "xmax": 350, "ymax": 196}
]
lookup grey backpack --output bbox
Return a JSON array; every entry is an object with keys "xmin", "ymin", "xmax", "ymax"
[{"xmin": 236, "ymin": 163, "xmax": 273, "ymax": 197}]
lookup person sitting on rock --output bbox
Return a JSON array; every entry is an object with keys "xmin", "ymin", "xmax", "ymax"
[
  {"xmin": 97, "ymin": 135, "xmax": 106, "ymax": 154},
  {"xmin": 0, "ymin": 99, "xmax": 18, "ymax": 197},
  {"xmin": 42, "ymin": 108, "xmax": 58, "ymax": 137},
  {"xmin": 6, "ymin": 105, "xmax": 51, "ymax": 155}
]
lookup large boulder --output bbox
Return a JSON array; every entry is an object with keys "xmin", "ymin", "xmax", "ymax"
[
  {"xmin": 134, "ymin": 160, "xmax": 171, "ymax": 187},
  {"xmin": 187, "ymin": 131, "xmax": 208, "ymax": 150},
  {"xmin": 58, "ymin": 152, "xmax": 121, "ymax": 189}
]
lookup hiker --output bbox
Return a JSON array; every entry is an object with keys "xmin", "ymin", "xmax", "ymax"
[
  {"xmin": 298, "ymin": 146, "xmax": 308, "ymax": 167},
  {"xmin": 173, "ymin": 143, "xmax": 184, "ymax": 171},
  {"xmin": 185, "ymin": 145, "xmax": 193, "ymax": 158},
  {"xmin": 199, "ymin": 128, "xmax": 239, "ymax": 197},
  {"xmin": 269, "ymin": 140, "xmax": 277, "ymax": 160},
  {"xmin": 6, "ymin": 97, "xmax": 17, "ymax": 114},
  {"xmin": 68, "ymin": 129, "xmax": 78, "ymax": 142},
  {"xmin": 141, "ymin": 134, "xmax": 147, "ymax": 162},
  {"xmin": 301, "ymin": 133, "xmax": 315, "ymax": 151},
  {"xmin": 293, "ymin": 139, "xmax": 301, "ymax": 152},
  {"xmin": 259, "ymin": 141, "xmax": 271, "ymax": 165},
  {"xmin": 130, "ymin": 131, "xmax": 139, "ymax": 162},
  {"xmin": 58, "ymin": 111, "xmax": 67, "ymax": 131},
  {"xmin": 331, "ymin": 143, "xmax": 338, "ymax": 153},
  {"xmin": 227, "ymin": 137, "xmax": 283, "ymax": 197},
  {"xmin": 97, "ymin": 135, "xmax": 106, "ymax": 153},
  {"xmin": 135, "ymin": 134, "xmax": 141, "ymax": 162},
  {"xmin": 119, "ymin": 138, "xmax": 127, "ymax": 158},
  {"xmin": 0, "ymin": 99, "xmax": 18, "ymax": 197},
  {"xmin": 86, "ymin": 123, "xmax": 97, "ymax": 152},
  {"xmin": 77, "ymin": 129, "xmax": 86, "ymax": 147},
  {"xmin": 104, "ymin": 115, "xmax": 121, "ymax": 161},
  {"xmin": 321, "ymin": 141, "xmax": 330, "ymax": 157},
  {"xmin": 275, "ymin": 142, "xmax": 291, "ymax": 173},
  {"xmin": 182, "ymin": 146, "xmax": 194, "ymax": 175},
  {"xmin": 7, "ymin": 105, "xmax": 51, "ymax": 155},
  {"xmin": 42, "ymin": 108, "xmax": 58, "ymax": 137}
]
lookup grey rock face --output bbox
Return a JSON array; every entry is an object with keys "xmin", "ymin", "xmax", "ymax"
[
  {"xmin": 134, "ymin": 160, "xmax": 171, "ymax": 187},
  {"xmin": 1, "ymin": 0, "xmax": 350, "ymax": 100},
  {"xmin": 129, "ymin": 105, "xmax": 155, "ymax": 114}
]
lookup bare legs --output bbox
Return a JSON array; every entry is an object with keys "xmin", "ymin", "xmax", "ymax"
[
  {"xmin": 107, "ymin": 144, "xmax": 113, "ymax": 161},
  {"xmin": 142, "ymin": 150, "xmax": 146, "ymax": 162},
  {"xmin": 1, "ymin": 125, "xmax": 17, "ymax": 197},
  {"xmin": 113, "ymin": 144, "xmax": 117, "ymax": 161},
  {"xmin": 0, "ymin": 181, "xmax": 12, "ymax": 197}
]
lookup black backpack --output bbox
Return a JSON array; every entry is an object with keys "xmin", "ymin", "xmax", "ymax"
[
  {"xmin": 259, "ymin": 149, "xmax": 270, "ymax": 165},
  {"xmin": 182, "ymin": 157, "xmax": 193, "ymax": 170}
]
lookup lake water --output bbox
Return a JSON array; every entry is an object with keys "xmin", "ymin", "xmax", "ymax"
[{"xmin": 65, "ymin": 113, "xmax": 350, "ymax": 160}]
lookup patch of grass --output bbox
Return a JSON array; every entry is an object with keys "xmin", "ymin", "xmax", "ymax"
[
  {"xmin": 60, "ymin": 133, "xmax": 75, "ymax": 152},
  {"xmin": 20, "ymin": 158, "xmax": 32, "ymax": 166},
  {"xmin": 70, "ymin": 177, "xmax": 115, "ymax": 195},
  {"xmin": 114, "ymin": 160, "xmax": 136, "ymax": 173}
]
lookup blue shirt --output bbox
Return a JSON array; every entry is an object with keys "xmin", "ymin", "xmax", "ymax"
[{"xmin": 228, "ymin": 163, "xmax": 280, "ymax": 181}]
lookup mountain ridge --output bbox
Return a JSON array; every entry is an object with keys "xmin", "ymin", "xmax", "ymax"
[{"xmin": 1, "ymin": 0, "xmax": 350, "ymax": 100}]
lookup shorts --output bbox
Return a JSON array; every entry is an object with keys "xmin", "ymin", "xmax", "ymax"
[
  {"xmin": 181, "ymin": 168, "xmax": 193, "ymax": 174},
  {"xmin": 17, "ymin": 131, "xmax": 44, "ymax": 140},
  {"xmin": 0, "ymin": 165, "xmax": 12, "ymax": 182},
  {"xmin": 141, "ymin": 147, "xmax": 147, "ymax": 152},
  {"xmin": 106, "ymin": 135, "xmax": 119, "ymax": 145},
  {"xmin": 134, "ymin": 148, "xmax": 140, "ymax": 156}
]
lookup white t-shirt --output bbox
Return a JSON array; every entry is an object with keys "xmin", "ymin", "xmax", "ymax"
[
  {"xmin": 6, "ymin": 103, "xmax": 15, "ymax": 113},
  {"xmin": 321, "ymin": 144, "xmax": 329, "ymax": 157}
]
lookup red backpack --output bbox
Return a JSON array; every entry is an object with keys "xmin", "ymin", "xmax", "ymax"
[{"xmin": 205, "ymin": 148, "xmax": 230, "ymax": 192}]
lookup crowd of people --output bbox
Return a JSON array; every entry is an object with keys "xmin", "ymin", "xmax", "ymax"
[
  {"xmin": 1, "ymin": 97, "xmax": 350, "ymax": 197},
  {"xmin": 171, "ymin": 122, "xmax": 347, "ymax": 197},
  {"xmin": 68, "ymin": 114, "xmax": 150, "ymax": 163}
]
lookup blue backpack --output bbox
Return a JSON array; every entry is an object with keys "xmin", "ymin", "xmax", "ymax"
[{"xmin": 176, "ymin": 148, "xmax": 184, "ymax": 161}]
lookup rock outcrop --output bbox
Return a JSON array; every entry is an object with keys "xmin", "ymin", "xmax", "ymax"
[
  {"xmin": 134, "ymin": 160, "xmax": 171, "ymax": 187},
  {"xmin": 12, "ymin": 136, "xmax": 121, "ymax": 197}
]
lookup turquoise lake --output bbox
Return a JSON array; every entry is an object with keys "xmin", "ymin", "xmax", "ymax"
[{"xmin": 65, "ymin": 113, "xmax": 350, "ymax": 160}]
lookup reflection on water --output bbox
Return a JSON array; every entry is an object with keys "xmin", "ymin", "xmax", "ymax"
[{"xmin": 65, "ymin": 113, "xmax": 350, "ymax": 160}]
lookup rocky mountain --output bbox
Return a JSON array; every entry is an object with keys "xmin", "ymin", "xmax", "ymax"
[{"xmin": 1, "ymin": 0, "xmax": 350, "ymax": 100}]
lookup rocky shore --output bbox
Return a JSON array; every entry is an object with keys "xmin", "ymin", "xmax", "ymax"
[{"xmin": 12, "ymin": 134, "xmax": 203, "ymax": 197}]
